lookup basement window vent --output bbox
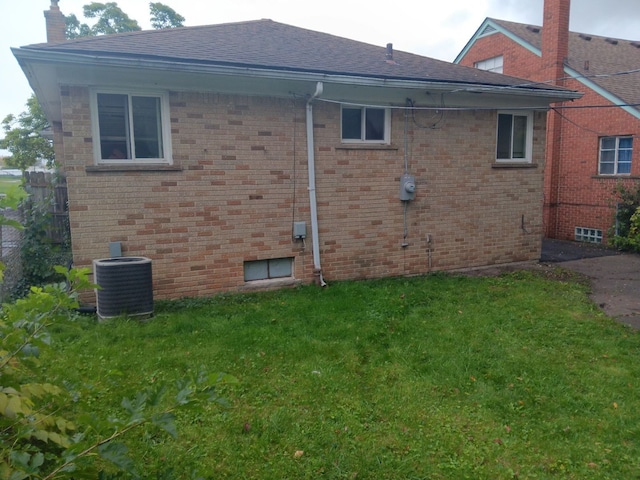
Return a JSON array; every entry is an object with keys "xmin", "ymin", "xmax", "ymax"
[
  {"xmin": 244, "ymin": 257, "xmax": 293, "ymax": 282},
  {"xmin": 575, "ymin": 227, "xmax": 603, "ymax": 244},
  {"xmin": 480, "ymin": 25, "xmax": 497, "ymax": 36}
]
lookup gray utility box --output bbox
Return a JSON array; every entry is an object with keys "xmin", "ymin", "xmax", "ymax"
[{"xmin": 399, "ymin": 174, "xmax": 416, "ymax": 201}]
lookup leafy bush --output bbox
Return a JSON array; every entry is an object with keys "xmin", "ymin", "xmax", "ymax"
[
  {"xmin": 610, "ymin": 182, "xmax": 640, "ymax": 253},
  {"xmin": 0, "ymin": 266, "xmax": 236, "ymax": 478},
  {"xmin": 1, "ymin": 202, "xmax": 236, "ymax": 478}
]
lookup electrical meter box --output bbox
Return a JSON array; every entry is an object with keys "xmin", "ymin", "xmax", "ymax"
[
  {"xmin": 293, "ymin": 221, "xmax": 307, "ymax": 239},
  {"xmin": 399, "ymin": 174, "xmax": 416, "ymax": 201}
]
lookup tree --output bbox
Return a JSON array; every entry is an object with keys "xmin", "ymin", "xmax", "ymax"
[
  {"xmin": 150, "ymin": 2, "xmax": 185, "ymax": 29},
  {"xmin": 65, "ymin": 2, "xmax": 184, "ymax": 38},
  {"xmin": 0, "ymin": 95, "xmax": 55, "ymax": 170},
  {"xmin": 65, "ymin": 2, "xmax": 141, "ymax": 38}
]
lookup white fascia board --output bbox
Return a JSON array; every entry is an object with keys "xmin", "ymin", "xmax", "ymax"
[
  {"xmin": 564, "ymin": 65, "xmax": 640, "ymax": 120},
  {"xmin": 14, "ymin": 46, "xmax": 580, "ymax": 118}
]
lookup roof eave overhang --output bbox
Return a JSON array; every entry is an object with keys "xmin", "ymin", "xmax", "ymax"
[{"xmin": 13, "ymin": 47, "xmax": 581, "ymax": 123}]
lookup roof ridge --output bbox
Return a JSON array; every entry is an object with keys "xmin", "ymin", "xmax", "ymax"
[{"xmin": 28, "ymin": 18, "xmax": 279, "ymax": 48}]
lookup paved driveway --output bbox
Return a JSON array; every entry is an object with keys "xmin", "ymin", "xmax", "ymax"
[{"xmin": 542, "ymin": 239, "xmax": 640, "ymax": 328}]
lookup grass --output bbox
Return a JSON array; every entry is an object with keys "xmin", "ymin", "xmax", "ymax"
[
  {"xmin": 0, "ymin": 175, "xmax": 24, "ymax": 197},
  {"xmin": 45, "ymin": 270, "xmax": 640, "ymax": 479}
]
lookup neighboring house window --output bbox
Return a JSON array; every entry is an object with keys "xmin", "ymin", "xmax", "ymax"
[
  {"xmin": 475, "ymin": 56, "xmax": 503, "ymax": 73},
  {"xmin": 599, "ymin": 136, "xmax": 633, "ymax": 175},
  {"xmin": 244, "ymin": 258, "xmax": 293, "ymax": 281},
  {"xmin": 496, "ymin": 111, "xmax": 533, "ymax": 162},
  {"xmin": 341, "ymin": 106, "xmax": 390, "ymax": 143},
  {"xmin": 91, "ymin": 90, "xmax": 172, "ymax": 164}
]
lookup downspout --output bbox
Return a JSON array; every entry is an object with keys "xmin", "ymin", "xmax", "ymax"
[{"xmin": 306, "ymin": 81, "xmax": 327, "ymax": 286}]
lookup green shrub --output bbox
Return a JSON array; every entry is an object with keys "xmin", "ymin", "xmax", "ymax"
[
  {"xmin": 1, "ymin": 201, "xmax": 235, "ymax": 478},
  {"xmin": 610, "ymin": 183, "xmax": 640, "ymax": 252}
]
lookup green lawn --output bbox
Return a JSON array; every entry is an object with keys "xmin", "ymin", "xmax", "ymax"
[
  {"xmin": 46, "ymin": 271, "xmax": 640, "ymax": 479},
  {"xmin": 0, "ymin": 175, "xmax": 23, "ymax": 197}
]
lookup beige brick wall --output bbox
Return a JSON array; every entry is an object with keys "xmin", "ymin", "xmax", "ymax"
[{"xmin": 58, "ymin": 86, "xmax": 546, "ymax": 300}]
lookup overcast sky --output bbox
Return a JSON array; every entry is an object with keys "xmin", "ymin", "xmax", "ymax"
[{"xmin": 1, "ymin": 0, "xmax": 639, "ymax": 125}]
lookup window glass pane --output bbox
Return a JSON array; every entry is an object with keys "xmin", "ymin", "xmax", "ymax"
[
  {"xmin": 617, "ymin": 161, "xmax": 631, "ymax": 174},
  {"xmin": 496, "ymin": 114, "xmax": 512, "ymax": 159},
  {"xmin": 97, "ymin": 93, "xmax": 129, "ymax": 159},
  {"xmin": 618, "ymin": 149, "xmax": 632, "ymax": 162},
  {"xmin": 599, "ymin": 162, "xmax": 614, "ymax": 174},
  {"xmin": 475, "ymin": 56, "xmax": 504, "ymax": 73},
  {"xmin": 600, "ymin": 137, "xmax": 616, "ymax": 150},
  {"xmin": 512, "ymin": 115, "xmax": 527, "ymax": 158},
  {"xmin": 268, "ymin": 258, "xmax": 292, "ymax": 278},
  {"xmin": 619, "ymin": 137, "xmax": 633, "ymax": 149},
  {"xmin": 132, "ymin": 96, "xmax": 163, "ymax": 158},
  {"xmin": 342, "ymin": 108, "xmax": 362, "ymax": 140},
  {"xmin": 244, "ymin": 261, "xmax": 268, "ymax": 281},
  {"xmin": 364, "ymin": 108, "xmax": 385, "ymax": 140},
  {"xmin": 600, "ymin": 150, "xmax": 615, "ymax": 163}
]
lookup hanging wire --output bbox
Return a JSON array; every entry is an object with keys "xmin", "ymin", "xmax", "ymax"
[{"xmin": 315, "ymin": 97, "xmax": 640, "ymax": 112}]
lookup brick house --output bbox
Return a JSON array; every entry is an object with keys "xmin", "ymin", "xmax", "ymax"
[
  {"xmin": 455, "ymin": 0, "xmax": 640, "ymax": 243},
  {"xmin": 12, "ymin": 3, "xmax": 578, "ymax": 300}
]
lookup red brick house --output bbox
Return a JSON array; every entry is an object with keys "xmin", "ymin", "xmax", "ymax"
[
  {"xmin": 455, "ymin": 0, "xmax": 640, "ymax": 243},
  {"xmin": 12, "ymin": 3, "xmax": 578, "ymax": 300}
]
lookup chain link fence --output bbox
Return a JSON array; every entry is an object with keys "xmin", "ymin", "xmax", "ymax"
[{"xmin": 0, "ymin": 206, "xmax": 24, "ymax": 301}]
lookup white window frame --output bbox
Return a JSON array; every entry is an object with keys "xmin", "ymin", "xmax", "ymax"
[
  {"xmin": 475, "ymin": 55, "xmax": 504, "ymax": 73},
  {"xmin": 90, "ymin": 88, "xmax": 173, "ymax": 165},
  {"xmin": 340, "ymin": 106, "xmax": 391, "ymax": 144},
  {"xmin": 598, "ymin": 136, "xmax": 633, "ymax": 175},
  {"xmin": 495, "ymin": 111, "xmax": 534, "ymax": 163}
]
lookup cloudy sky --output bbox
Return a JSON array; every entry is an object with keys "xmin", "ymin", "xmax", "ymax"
[{"xmin": 1, "ymin": 0, "xmax": 639, "ymax": 124}]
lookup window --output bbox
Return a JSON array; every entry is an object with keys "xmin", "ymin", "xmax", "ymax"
[
  {"xmin": 244, "ymin": 258, "xmax": 293, "ymax": 281},
  {"xmin": 475, "ymin": 56, "xmax": 503, "ymax": 73},
  {"xmin": 496, "ymin": 111, "xmax": 533, "ymax": 162},
  {"xmin": 575, "ymin": 227, "xmax": 603, "ymax": 244},
  {"xmin": 341, "ymin": 106, "xmax": 390, "ymax": 143},
  {"xmin": 599, "ymin": 136, "xmax": 633, "ymax": 175},
  {"xmin": 91, "ymin": 90, "xmax": 172, "ymax": 164}
]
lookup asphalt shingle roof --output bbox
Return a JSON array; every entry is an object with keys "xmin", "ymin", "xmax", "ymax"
[
  {"xmin": 491, "ymin": 18, "xmax": 640, "ymax": 107},
  {"xmin": 25, "ymin": 19, "xmax": 566, "ymax": 91}
]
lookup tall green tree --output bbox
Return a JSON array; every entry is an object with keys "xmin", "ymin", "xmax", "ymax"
[
  {"xmin": 65, "ymin": 2, "xmax": 184, "ymax": 38},
  {"xmin": 150, "ymin": 2, "xmax": 185, "ymax": 29},
  {"xmin": 0, "ymin": 95, "xmax": 54, "ymax": 170},
  {"xmin": 65, "ymin": 2, "xmax": 141, "ymax": 38}
]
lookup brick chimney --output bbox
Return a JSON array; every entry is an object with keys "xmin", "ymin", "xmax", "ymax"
[
  {"xmin": 541, "ymin": 0, "xmax": 570, "ymax": 85},
  {"xmin": 44, "ymin": 0, "xmax": 66, "ymax": 43},
  {"xmin": 541, "ymin": 0, "xmax": 570, "ymax": 238}
]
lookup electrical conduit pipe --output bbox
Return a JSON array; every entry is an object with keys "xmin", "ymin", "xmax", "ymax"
[{"xmin": 306, "ymin": 82, "xmax": 327, "ymax": 286}]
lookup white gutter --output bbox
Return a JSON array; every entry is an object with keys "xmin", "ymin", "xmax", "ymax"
[{"xmin": 306, "ymin": 81, "xmax": 326, "ymax": 287}]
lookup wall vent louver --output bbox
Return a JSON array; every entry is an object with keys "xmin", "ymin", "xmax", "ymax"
[{"xmin": 480, "ymin": 25, "xmax": 497, "ymax": 36}]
